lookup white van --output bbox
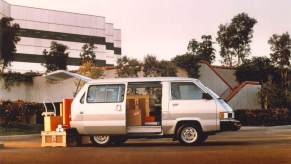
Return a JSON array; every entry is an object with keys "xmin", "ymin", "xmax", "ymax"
[{"xmin": 46, "ymin": 71, "xmax": 240, "ymax": 146}]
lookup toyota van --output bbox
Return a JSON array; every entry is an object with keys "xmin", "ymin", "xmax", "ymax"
[{"xmin": 67, "ymin": 77, "xmax": 241, "ymax": 146}]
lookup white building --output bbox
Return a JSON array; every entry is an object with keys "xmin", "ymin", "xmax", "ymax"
[{"xmin": 0, "ymin": 0, "xmax": 121, "ymax": 72}]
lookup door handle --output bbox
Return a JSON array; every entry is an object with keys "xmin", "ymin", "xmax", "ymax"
[{"xmin": 172, "ymin": 103, "xmax": 179, "ymax": 106}]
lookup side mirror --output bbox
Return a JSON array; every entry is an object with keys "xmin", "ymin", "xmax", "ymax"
[{"xmin": 202, "ymin": 93, "xmax": 213, "ymax": 100}]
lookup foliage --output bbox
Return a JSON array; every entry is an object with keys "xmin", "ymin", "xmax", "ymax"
[
  {"xmin": 159, "ymin": 60, "xmax": 177, "ymax": 77},
  {"xmin": 216, "ymin": 13, "xmax": 257, "ymax": 66},
  {"xmin": 143, "ymin": 55, "xmax": 160, "ymax": 77},
  {"xmin": 187, "ymin": 35, "xmax": 216, "ymax": 64},
  {"xmin": 0, "ymin": 71, "xmax": 38, "ymax": 90},
  {"xmin": 268, "ymin": 32, "xmax": 291, "ymax": 68},
  {"xmin": 75, "ymin": 60, "xmax": 104, "ymax": 94},
  {"xmin": 172, "ymin": 53, "xmax": 200, "ymax": 78},
  {"xmin": 78, "ymin": 60, "xmax": 103, "ymax": 79},
  {"xmin": 268, "ymin": 32, "xmax": 291, "ymax": 97},
  {"xmin": 80, "ymin": 42, "xmax": 96, "ymax": 64},
  {"xmin": 116, "ymin": 56, "xmax": 142, "ymax": 77},
  {"xmin": 259, "ymin": 80, "xmax": 291, "ymax": 110},
  {"xmin": 42, "ymin": 41, "xmax": 69, "ymax": 72},
  {"xmin": 143, "ymin": 55, "xmax": 176, "ymax": 77},
  {"xmin": 0, "ymin": 17, "xmax": 20, "ymax": 71},
  {"xmin": 0, "ymin": 100, "xmax": 44, "ymax": 131},
  {"xmin": 235, "ymin": 109, "xmax": 290, "ymax": 126},
  {"xmin": 235, "ymin": 57, "xmax": 276, "ymax": 83}
]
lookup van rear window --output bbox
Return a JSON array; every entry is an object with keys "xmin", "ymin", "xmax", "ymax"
[{"xmin": 86, "ymin": 84, "xmax": 125, "ymax": 103}]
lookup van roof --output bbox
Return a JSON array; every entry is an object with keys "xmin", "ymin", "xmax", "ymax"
[{"xmin": 88, "ymin": 77, "xmax": 198, "ymax": 84}]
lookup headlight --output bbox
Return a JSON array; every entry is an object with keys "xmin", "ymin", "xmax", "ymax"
[{"xmin": 219, "ymin": 112, "xmax": 233, "ymax": 119}]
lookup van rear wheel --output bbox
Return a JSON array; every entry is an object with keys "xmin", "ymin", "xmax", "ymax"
[
  {"xmin": 177, "ymin": 124, "xmax": 204, "ymax": 145},
  {"xmin": 90, "ymin": 135, "xmax": 111, "ymax": 146}
]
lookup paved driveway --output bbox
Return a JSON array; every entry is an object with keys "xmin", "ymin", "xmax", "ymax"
[{"xmin": 1, "ymin": 126, "xmax": 291, "ymax": 164}]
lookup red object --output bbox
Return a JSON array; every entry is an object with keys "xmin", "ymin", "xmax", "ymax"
[
  {"xmin": 62, "ymin": 99, "xmax": 73, "ymax": 128},
  {"xmin": 144, "ymin": 116, "xmax": 155, "ymax": 122}
]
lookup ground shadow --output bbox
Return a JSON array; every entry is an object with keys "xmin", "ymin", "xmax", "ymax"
[{"xmin": 79, "ymin": 140, "xmax": 251, "ymax": 148}]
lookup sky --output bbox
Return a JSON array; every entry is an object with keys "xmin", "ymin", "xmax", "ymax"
[{"xmin": 6, "ymin": 0, "xmax": 291, "ymax": 64}]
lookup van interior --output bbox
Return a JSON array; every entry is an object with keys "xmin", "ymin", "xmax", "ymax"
[{"xmin": 126, "ymin": 82, "xmax": 162, "ymax": 134}]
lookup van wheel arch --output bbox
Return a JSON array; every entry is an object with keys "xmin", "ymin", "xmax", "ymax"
[{"xmin": 175, "ymin": 121, "xmax": 203, "ymax": 134}]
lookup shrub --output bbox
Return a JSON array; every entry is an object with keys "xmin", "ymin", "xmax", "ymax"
[
  {"xmin": 235, "ymin": 108, "xmax": 290, "ymax": 126},
  {"xmin": 0, "ymin": 100, "xmax": 44, "ymax": 129}
]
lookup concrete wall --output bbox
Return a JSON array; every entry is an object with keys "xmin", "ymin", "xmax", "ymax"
[
  {"xmin": 0, "ymin": 76, "xmax": 76, "ymax": 102},
  {"xmin": 228, "ymin": 84, "xmax": 261, "ymax": 110},
  {"xmin": 198, "ymin": 63, "xmax": 230, "ymax": 96}
]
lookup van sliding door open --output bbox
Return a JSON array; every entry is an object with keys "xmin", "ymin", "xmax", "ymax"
[{"xmin": 126, "ymin": 82, "xmax": 162, "ymax": 134}]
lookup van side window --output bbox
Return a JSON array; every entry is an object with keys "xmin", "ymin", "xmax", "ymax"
[
  {"xmin": 87, "ymin": 84, "xmax": 125, "ymax": 103},
  {"xmin": 171, "ymin": 82, "xmax": 203, "ymax": 100}
]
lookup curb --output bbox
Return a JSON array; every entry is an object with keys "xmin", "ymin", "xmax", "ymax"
[{"xmin": 0, "ymin": 134, "xmax": 40, "ymax": 141}]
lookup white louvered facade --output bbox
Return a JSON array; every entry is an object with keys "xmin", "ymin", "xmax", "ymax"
[{"xmin": 0, "ymin": 0, "xmax": 121, "ymax": 72}]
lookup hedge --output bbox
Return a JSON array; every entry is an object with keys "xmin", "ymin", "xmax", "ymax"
[
  {"xmin": 0, "ymin": 100, "xmax": 45, "ymax": 128},
  {"xmin": 235, "ymin": 108, "xmax": 291, "ymax": 126}
]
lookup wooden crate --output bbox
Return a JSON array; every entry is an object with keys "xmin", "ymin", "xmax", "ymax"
[{"xmin": 41, "ymin": 131, "xmax": 66, "ymax": 147}]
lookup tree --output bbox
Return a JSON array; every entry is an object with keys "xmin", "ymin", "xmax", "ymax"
[
  {"xmin": 197, "ymin": 35, "xmax": 216, "ymax": 64},
  {"xmin": 78, "ymin": 60, "xmax": 103, "ymax": 79},
  {"xmin": 75, "ymin": 60, "xmax": 104, "ymax": 94},
  {"xmin": 0, "ymin": 17, "xmax": 20, "ymax": 71},
  {"xmin": 187, "ymin": 35, "xmax": 216, "ymax": 64},
  {"xmin": 235, "ymin": 57, "xmax": 276, "ymax": 84},
  {"xmin": 268, "ymin": 32, "xmax": 291, "ymax": 102},
  {"xmin": 172, "ymin": 53, "xmax": 200, "ymax": 78},
  {"xmin": 143, "ymin": 55, "xmax": 176, "ymax": 77},
  {"xmin": 80, "ymin": 42, "xmax": 96, "ymax": 64},
  {"xmin": 259, "ymin": 80, "xmax": 291, "ymax": 109},
  {"xmin": 217, "ymin": 13, "xmax": 257, "ymax": 66},
  {"xmin": 42, "ymin": 41, "xmax": 69, "ymax": 72},
  {"xmin": 143, "ymin": 55, "xmax": 160, "ymax": 77},
  {"xmin": 159, "ymin": 60, "xmax": 177, "ymax": 77},
  {"xmin": 116, "ymin": 56, "xmax": 142, "ymax": 77}
]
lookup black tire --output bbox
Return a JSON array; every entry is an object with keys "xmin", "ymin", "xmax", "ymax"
[
  {"xmin": 66, "ymin": 128, "xmax": 81, "ymax": 147},
  {"xmin": 177, "ymin": 123, "xmax": 204, "ymax": 145},
  {"xmin": 198, "ymin": 134, "xmax": 208, "ymax": 144},
  {"xmin": 111, "ymin": 136, "xmax": 127, "ymax": 145},
  {"xmin": 90, "ymin": 135, "xmax": 111, "ymax": 146}
]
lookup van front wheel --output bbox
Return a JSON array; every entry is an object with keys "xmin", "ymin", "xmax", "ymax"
[
  {"xmin": 177, "ymin": 124, "xmax": 204, "ymax": 145},
  {"xmin": 90, "ymin": 135, "xmax": 111, "ymax": 146}
]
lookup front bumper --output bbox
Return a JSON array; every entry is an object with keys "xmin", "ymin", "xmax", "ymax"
[{"xmin": 220, "ymin": 119, "xmax": 241, "ymax": 131}]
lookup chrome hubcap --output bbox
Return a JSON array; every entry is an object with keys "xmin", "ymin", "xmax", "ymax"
[
  {"xmin": 93, "ymin": 135, "xmax": 110, "ymax": 144},
  {"xmin": 181, "ymin": 127, "xmax": 198, "ymax": 143}
]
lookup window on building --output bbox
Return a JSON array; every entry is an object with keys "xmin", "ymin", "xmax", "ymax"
[
  {"xmin": 171, "ymin": 82, "xmax": 203, "ymax": 100},
  {"xmin": 87, "ymin": 84, "xmax": 125, "ymax": 103}
]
